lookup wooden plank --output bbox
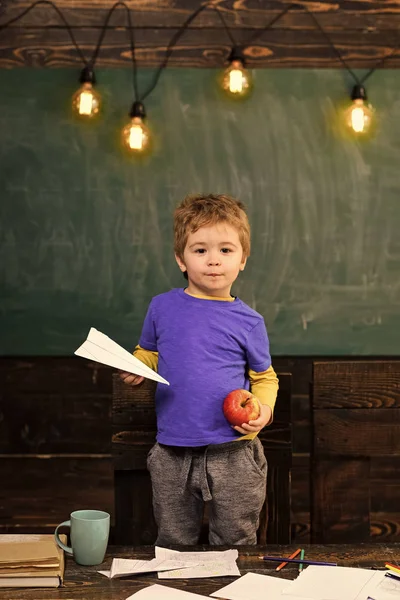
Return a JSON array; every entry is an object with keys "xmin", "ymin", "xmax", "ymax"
[
  {"xmin": 112, "ymin": 371, "xmax": 292, "ymax": 544},
  {"xmin": 371, "ymin": 512, "xmax": 400, "ymax": 541},
  {"xmin": 274, "ymin": 358, "xmax": 312, "ymax": 397},
  {"xmin": 0, "ymin": 544, "xmax": 396, "ymax": 600},
  {"xmin": 3, "ymin": 1, "xmax": 400, "ymax": 30},
  {"xmin": 0, "ymin": 357, "xmax": 112, "ymax": 453},
  {"xmin": 311, "ymin": 458, "xmax": 370, "ymax": 543},
  {"xmin": 112, "ymin": 376, "xmax": 156, "ymax": 427},
  {"xmin": 314, "ymin": 408, "xmax": 400, "ymax": 456},
  {"xmin": 114, "ymin": 470, "xmax": 156, "ymax": 545},
  {"xmin": 313, "ymin": 361, "xmax": 400, "ymax": 409},
  {"xmin": 0, "ymin": 394, "xmax": 111, "ymax": 453},
  {"xmin": 0, "ymin": 457, "xmax": 114, "ymax": 532},
  {"xmin": 370, "ymin": 457, "xmax": 400, "ymax": 540},
  {"xmin": 0, "ymin": 357, "xmax": 112, "ymax": 395},
  {"xmin": 292, "ymin": 393, "xmax": 310, "ymax": 453},
  {"xmin": 112, "ymin": 434, "xmax": 154, "ymax": 470},
  {"xmin": 1, "ymin": 27, "xmax": 400, "ymax": 68},
  {"xmin": 264, "ymin": 459, "xmax": 291, "ymax": 544},
  {"xmin": 291, "ymin": 453, "xmax": 310, "ymax": 543}
]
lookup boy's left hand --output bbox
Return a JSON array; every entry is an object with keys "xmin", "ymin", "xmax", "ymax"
[{"xmin": 233, "ymin": 401, "xmax": 272, "ymax": 435}]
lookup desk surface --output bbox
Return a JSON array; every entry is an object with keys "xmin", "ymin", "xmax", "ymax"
[{"xmin": 1, "ymin": 544, "xmax": 399, "ymax": 600}]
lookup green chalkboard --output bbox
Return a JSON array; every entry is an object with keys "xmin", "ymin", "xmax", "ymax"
[{"xmin": 1, "ymin": 68, "xmax": 400, "ymax": 356}]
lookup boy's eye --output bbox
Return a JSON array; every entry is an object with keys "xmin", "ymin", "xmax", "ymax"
[
  {"xmin": 195, "ymin": 248, "xmax": 206, "ymax": 254},
  {"xmin": 221, "ymin": 248, "xmax": 232, "ymax": 253}
]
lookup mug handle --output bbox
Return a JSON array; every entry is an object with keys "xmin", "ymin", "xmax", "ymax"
[{"xmin": 54, "ymin": 520, "xmax": 74, "ymax": 556}]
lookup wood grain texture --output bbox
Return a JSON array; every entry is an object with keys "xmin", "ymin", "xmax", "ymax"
[
  {"xmin": 311, "ymin": 458, "xmax": 370, "ymax": 543},
  {"xmin": 0, "ymin": 28, "xmax": 399, "ymax": 68},
  {"xmin": 4, "ymin": 1, "xmax": 400, "ymax": 29},
  {"xmin": 313, "ymin": 361, "xmax": 400, "ymax": 409},
  {"xmin": 0, "ymin": 357, "xmax": 114, "ymax": 534},
  {"xmin": 314, "ymin": 409, "xmax": 400, "ymax": 455},
  {"xmin": 2, "ymin": 356, "xmax": 398, "ymax": 545},
  {"xmin": 0, "ymin": 457, "xmax": 114, "ymax": 532},
  {"xmin": 1, "ymin": 1, "xmax": 400, "ymax": 67},
  {"xmin": 0, "ymin": 544, "xmax": 399, "ymax": 600},
  {"xmin": 0, "ymin": 358, "xmax": 111, "ymax": 453},
  {"xmin": 311, "ymin": 359, "xmax": 400, "ymax": 543},
  {"xmin": 112, "ymin": 372, "xmax": 292, "ymax": 545},
  {"xmin": 291, "ymin": 453, "xmax": 310, "ymax": 542}
]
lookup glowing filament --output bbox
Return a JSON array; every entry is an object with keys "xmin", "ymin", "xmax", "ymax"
[
  {"xmin": 78, "ymin": 91, "xmax": 94, "ymax": 116},
  {"xmin": 229, "ymin": 69, "xmax": 244, "ymax": 94},
  {"xmin": 128, "ymin": 124, "xmax": 145, "ymax": 150}
]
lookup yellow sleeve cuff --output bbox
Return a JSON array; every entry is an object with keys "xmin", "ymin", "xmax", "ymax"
[
  {"xmin": 133, "ymin": 344, "xmax": 159, "ymax": 372},
  {"xmin": 249, "ymin": 365, "xmax": 279, "ymax": 421}
]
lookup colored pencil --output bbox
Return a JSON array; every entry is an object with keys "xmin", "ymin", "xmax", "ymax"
[
  {"xmin": 275, "ymin": 548, "xmax": 301, "ymax": 572},
  {"xmin": 258, "ymin": 556, "xmax": 337, "ymax": 567},
  {"xmin": 298, "ymin": 549, "xmax": 305, "ymax": 573},
  {"xmin": 385, "ymin": 572, "xmax": 400, "ymax": 582},
  {"xmin": 385, "ymin": 563, "xmax": 400, "ymax": 576}
]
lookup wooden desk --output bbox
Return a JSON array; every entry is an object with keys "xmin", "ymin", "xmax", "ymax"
[{"xmin": 1, "ymin": 544, "xmax": 399, "ymax": 600}]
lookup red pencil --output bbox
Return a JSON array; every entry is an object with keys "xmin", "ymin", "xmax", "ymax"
[{"xmin": 275, "ymin": 548, "xmax": 302, "ymax": 572}]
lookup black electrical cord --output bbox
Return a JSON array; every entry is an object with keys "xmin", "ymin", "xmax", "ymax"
[
  {"xmin": 303, "ymin": 7, "xmax": 361, "ymax": 85},
  {"xmin": 88, "ymin": 2, "xmax": 139, "ymax": 102},
  {"xmin": 243, "ymin": 3, "xmax": 299, "ymax": 47},
  {"xmin": 139, "ymin": 2, "xmax": 213, "ymax": 102},
  {"xmin": 1, "ymin": 0, "xmax": 395, "ymax": 102}
]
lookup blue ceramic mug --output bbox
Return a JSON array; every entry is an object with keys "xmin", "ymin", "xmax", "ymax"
[{"xmin": 54, "ymin": 509, "xmax": 110, "ymax": 566}]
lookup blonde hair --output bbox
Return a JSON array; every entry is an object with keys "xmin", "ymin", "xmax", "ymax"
[{"xmin": 174, "ymin": 194, "xmax": 251, "ymax": 260}]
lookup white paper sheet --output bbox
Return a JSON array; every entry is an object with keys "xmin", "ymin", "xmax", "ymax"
[
  {"xmin": 210, "ymin": 572, "xmax": 311, "ymax": 600},
  {"xmin": 75, "ymin": 327, "xmax": 169, "ymax": 385},
  {"xmin": 155, "ymin": 546, "xmax": 240, "ymax": 579},
  {"xmin": 126, "ymin": 584, "xmax": 210, "ymax": 599},
  {"xmin": 355, "ymin": 570, "xmax": 400, "ymax": 600},
  {"xmin": 109, "ymin": 558, "xmax": 197, "ymax": 578},
  {"xmin": 282, "ymin": 565, "xmax": 382, "ymax": 600}
]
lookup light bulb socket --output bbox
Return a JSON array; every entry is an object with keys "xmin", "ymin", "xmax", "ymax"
[
  {"xmin": 228, "ymin": 46, "xmax": 245, "ymax": 66},
  {"xmin": 130, "ymin": 101, "xmax": 146, "ymax": 120},
  {"xmin": 351, "ymin": 84, "xmax": 367, "ymax": 102},
  {"xmin": 79, "ymin": 66, "xmax": 96, "ymax": 85}
]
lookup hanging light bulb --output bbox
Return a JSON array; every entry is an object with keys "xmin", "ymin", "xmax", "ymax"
[
  {"xmin": 345, "ymin": 84, "xmax": 373, "ymax": 134},
  {"xmin": 72, "ymin": 67, "xmax": 101, "ymax": 118},
  {"xmin": 222, "ymin": 47, "xmax": 252, "ymax": 98},
  {"xmin": 122, "ymin": 101, "xmax": 151, "ymax": 154}
]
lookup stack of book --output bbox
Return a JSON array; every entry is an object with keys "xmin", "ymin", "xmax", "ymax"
[{"xmin": 0, "ymin": 534, "xmax": 65, "ymax": 588}]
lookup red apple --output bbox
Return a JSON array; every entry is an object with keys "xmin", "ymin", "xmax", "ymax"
[{"xmin": 223, "ymin": 389, "xmax": 260, "ymax": 426}]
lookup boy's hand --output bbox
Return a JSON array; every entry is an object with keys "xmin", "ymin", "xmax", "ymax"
[
  {"xmin": 119, "ymin": 371, "xmax": 144, "ymax": 386},
  {"xmin": 233, "ymin": 401, "xmax": 272, "ymax": 435}
]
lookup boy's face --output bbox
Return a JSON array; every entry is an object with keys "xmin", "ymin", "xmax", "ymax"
[{"xmin": 175, "ymin": 222, "xmax": 247, "ymax": 297}]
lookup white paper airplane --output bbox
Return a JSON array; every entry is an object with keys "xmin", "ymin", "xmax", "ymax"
[{"xmin": 75, "ymin": 328, "xmax": 169, "ymax": 385}]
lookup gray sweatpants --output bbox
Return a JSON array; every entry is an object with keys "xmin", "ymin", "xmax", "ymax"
[{"xmin": 146, "ymin": 437, "xmax": 267, "ymax": 546}]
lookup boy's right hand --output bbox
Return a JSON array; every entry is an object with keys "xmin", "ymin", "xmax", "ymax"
[{"xmin": 119, "ymin": 371, "xmax": 145, "ymax": 386}]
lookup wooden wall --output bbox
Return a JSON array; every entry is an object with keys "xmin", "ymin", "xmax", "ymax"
[
  {"xmin": 1, "ymin": 1, "xmax": 400, "ymax": 68},
  {"xmin": 0, "ymin": 358, "xmax": 114, "ymax": 536},
  {"xmin": 1, "ymin": 0, "xmax": 400, "ymax": 544},
  {"xmin": 1, "ymin": 355, "xmax": 399, "ymax": 543}
]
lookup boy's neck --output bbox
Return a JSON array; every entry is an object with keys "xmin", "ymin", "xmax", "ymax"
[{"xmin": 184, "ymin": 288, "xmax": 235, "ymax": 302}]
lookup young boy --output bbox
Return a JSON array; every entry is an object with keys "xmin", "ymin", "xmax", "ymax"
[{"xmin": 120, "ymin": 193, "xmax": 279, "ymax": 546}]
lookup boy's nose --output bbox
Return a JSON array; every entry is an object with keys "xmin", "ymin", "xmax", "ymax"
[{"xmin": 207, "ymin": 255, "xmax": 221, "ymax": 266}]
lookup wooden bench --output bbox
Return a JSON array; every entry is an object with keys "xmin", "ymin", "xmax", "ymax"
[{"xmin": 112, "ymin": 371, "xmax": 292, "ymax": 545}]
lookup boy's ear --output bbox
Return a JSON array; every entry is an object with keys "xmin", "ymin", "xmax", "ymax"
[
  {"xmin": 175, "ymin": 254, "xmax": 187, "ymax": 273},
  {"xmin": 239, "ymin": 256, "xmax": 247, "ymax": 271}
]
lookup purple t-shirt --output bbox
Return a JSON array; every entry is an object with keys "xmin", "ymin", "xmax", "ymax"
[{"xmin": 139, "ymin": 288, "xmax": 271, "ymax": 446}]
